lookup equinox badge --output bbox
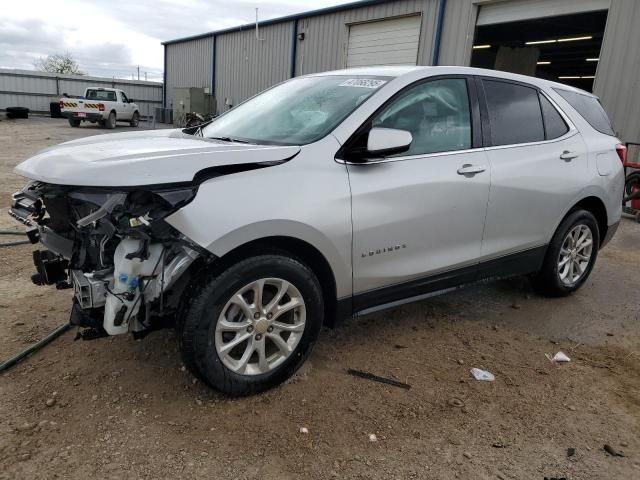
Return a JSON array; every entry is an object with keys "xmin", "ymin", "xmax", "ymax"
[{"xmin": 361, "ymin": 244, "xmax": 407, "ymax": 258}]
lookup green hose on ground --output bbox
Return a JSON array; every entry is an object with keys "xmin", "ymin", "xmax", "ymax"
[
  {"xmin": 0, "ymin": 229, "xmax": 30, "ymax": 247},
  {"xmin": 0, "ymin": 230, "xmax": 71, "ymax": 373},
  {"xmin": 0, "ymin": 323, "xmax": 71, "ymax": 373}
]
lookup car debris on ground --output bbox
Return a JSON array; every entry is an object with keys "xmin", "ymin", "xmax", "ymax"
[
  {"xmin": 603, "ymin": 444, "xmax": 625, "ymax": 457},
  {"xmin": 470, "ymin": 368, "xmax": 495, "ymax": 381},
  {"xmin": 546, "ymin": 351, "xmax": 571, "ymax": 363},
  {"xmin": 347, "ymin": 369, "xmax": 411, "ymax": 390}
]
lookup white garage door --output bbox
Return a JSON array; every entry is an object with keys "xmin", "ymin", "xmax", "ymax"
[{"xmin": 346, "ymin": 15, "xmax": 422, "ymax": 68}]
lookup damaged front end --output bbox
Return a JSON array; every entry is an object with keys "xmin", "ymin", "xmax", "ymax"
[{"xmin": 10, "ymin": 181, "xmax": 205, "ymax": 338}]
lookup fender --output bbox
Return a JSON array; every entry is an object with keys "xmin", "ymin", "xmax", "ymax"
[
  {"xmin": 165, "ymin": 138, "xmax": 353, "ymax": 298},
  {"xmin": 547, "ymin": 184, "xmax": 621, "ymax": 245}
]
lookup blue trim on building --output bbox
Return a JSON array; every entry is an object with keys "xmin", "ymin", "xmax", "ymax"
[
  {"xmin": 290, "ymin": 19, "xmax": 299, "ymax": 78},
  {"xmin": 431, "ymin": 0, "xmax": 447, "ymax": 66}
]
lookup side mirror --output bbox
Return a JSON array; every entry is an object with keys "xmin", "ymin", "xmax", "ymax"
[{"xmin": 367, "ymin": 127, "xmax": 412, "ymax": 157}]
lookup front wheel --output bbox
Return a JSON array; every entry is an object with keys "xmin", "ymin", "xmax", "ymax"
[
  {"xmin": 532, "ymin": 209, "xmax": 599, "ymax": 296},
  {"xmin": 130, "ymin": 111, "xmax": 140, "ymax": 127},
  {"xmin": 179, "ymin": 253, "xmax": 323, "ymax": 396}
]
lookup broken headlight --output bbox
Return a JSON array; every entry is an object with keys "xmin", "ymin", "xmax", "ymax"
[{"xmin": 71, "ymin": 186, "xmax": 198, "ymax": 230}]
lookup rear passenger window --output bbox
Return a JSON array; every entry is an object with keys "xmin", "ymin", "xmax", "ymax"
[
  {"xmin": 482, "ymin": 80, "xmax": 544, "ymax": 146},
  {"xmin": 539, "ymin": 94, "xmax": 569, "ymax": 139},
  {"xmin": 553, "ymin": 88, "xmax": 615, "ymax": 136}
]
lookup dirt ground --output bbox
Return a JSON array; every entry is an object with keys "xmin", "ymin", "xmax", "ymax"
[{"xmin": 1, "ymin": 116, "xmax": 639, "ymax": 480}]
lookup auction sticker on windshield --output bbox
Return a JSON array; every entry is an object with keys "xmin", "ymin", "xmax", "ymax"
[{"xmin": 339, "ymin": 79, "xmax": 387, "ymax": 89}]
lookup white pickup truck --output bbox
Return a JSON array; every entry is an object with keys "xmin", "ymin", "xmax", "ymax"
[{"xmin": 60, "ymin": 87, "xmax": 140, "ymax": 129}]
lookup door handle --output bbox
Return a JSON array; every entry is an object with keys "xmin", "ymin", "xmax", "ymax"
[
  {"xmin": 457, "ymin": 164, "xmax": 486, "ymax": 175},
  {"xmin": 560, "ymin": 150, "xmax": 579, "ymax": 161}
]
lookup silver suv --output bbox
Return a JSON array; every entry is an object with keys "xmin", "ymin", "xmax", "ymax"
[{"xmin": 10, "ymin": 67, "xmax": 624, "ymax": 395}]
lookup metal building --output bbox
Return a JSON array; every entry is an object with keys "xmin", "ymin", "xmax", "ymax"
[{"xmin": 162, "ymin": 0, "xmax": 640, "ymax": 151}]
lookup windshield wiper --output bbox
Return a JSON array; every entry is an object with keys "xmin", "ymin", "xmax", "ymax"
[{"xmin": 207, "ymin": 136, "xmax": 252, "ymax": 144}]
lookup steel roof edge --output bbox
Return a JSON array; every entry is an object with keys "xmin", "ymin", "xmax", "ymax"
[
  {"xmin": 0, "ymin": 67, "xmax": 162, "ymax": 86},
  {"xmin": 161, "ymin": 0, "xmax": 394, "ymax": 45}
]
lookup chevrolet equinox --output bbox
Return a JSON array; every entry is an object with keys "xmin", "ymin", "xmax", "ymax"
[{"xmin": 10, "ymin": 67, "xmax": 625, "ymax": 395}]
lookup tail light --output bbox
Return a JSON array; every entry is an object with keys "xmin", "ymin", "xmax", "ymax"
[
  {"xmin": 616, "ymin": 143, "xmax": 627, "ymax": 163},
  {"xmin": 98, "ymin": 103, "xmax": 105, "ymax": 112},
  {"xmin": 59, "ymin": 100, "xmax": 64, "ymax": 109}
]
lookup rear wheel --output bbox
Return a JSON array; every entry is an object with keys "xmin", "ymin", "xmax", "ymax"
[
  {"xmin": 105, "ymin": 111, "xmax": 116, "ymax": 129},
  {"xmin": 130, "ymin": 111, "xmax": 140, "ymax": 127},
  {"xmin": 178, "ymin": 254, "xmax": 323, "ymax": 396},
  {"xmin": 68, "ymin": 118, "xmax": 80, "ymax": 127},
  {"xmin": 532, "ymin": 209, "xmax": 599, "ymax": 296}
]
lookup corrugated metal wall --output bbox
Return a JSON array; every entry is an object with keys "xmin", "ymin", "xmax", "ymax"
[
  {"xmin": 295, "ymin": 0, "xmax": 438, "ymax": 76},
  {"xmin": 165, "ymin": 36, "xmax": 215, "ymax": 108},
  {"xmin": 437, "ymin": 0, "xmax": 477, "ymax": 66},
  {"xmin": 214, "ymin": 21, "xmax": 293, "ymax": 114},
  {"xmin": 164, "ymin": 0, "xmax": 439, "ymax": 114},
  {"xmin": 0, "ymin": 68, "xmax": 162, "ymax": 115},
  {"xmin": 594, "ymin": 0, "xmax": 640, "ymax": 148}
]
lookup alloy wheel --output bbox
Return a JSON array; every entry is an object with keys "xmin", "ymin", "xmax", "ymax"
[
  {"xmin": 557, "ymin": 224, "xmax": 593, "ymax": 286},
  {"xmin": 214, "ymin": 278, "xmax": 306, "ymax": 375}
]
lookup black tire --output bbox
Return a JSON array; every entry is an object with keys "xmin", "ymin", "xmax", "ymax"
[
  {"xmin": 68, "ymin": 118, "xmax": 81, "ymax": 128},
  {"xmin": 179, "ymin": 254, "xmax": 323, "ymax": 396},
  {"xmin": 624, "ymin": 171, "xmax": 640, "ymax": 197},
  {"xmin": 130, "ymin": 111, "xmax": 140, "ymax": 127},
  {"xmin": 532, "ymin": 209, "xmax": 599, "ymax": 297},
  {"xmin": 6, "ymin": 106, "xmax": 29, "ymax": 119},
  {"xmin": 105, "ymin": 111, "xmax": 116, "ymax": 129}
]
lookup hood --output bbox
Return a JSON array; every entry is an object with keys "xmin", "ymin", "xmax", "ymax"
[{"xmin": 14, "ymin": 129, "xmax": 300, "ymax": 187}]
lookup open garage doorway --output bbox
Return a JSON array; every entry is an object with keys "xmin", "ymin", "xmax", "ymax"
[{"xmin": 471, "ymin": 10, "xmax": 608, "ymax": 92}]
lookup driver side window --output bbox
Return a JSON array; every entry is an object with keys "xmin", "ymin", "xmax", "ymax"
[{"xmin": 372, "ymin": 78, "xmax": 472, "ymax": 156}]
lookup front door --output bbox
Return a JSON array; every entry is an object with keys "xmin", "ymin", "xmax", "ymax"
[
  {"xmin": 345, "ymin": 77, "xmax": 491, "ymax": 310},
  {"xmin": 119, "ymin": 91, "xmax": 132, "ymax": 120}
]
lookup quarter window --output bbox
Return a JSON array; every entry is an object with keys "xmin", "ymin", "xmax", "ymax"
[
  {"xmin": 483, "ymin": 80, "xmax": 544, "ymax": 146},
  {"xmin": 553, "ymin": 88, "xmax": 615, "ymax": 136},
  {"xmin": 371, "ymin": 78, "xmax": 472, "ymax": 156},
  {"xmin": 539, "ymin": 94, "xmax": 569, "ymax": 140}
]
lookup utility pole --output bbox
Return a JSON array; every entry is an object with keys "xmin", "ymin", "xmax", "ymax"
[{"xmin": 137, "ymin": 65, "xmax": 140, "ymax": 80}]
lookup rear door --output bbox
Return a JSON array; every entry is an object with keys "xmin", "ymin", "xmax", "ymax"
[
  {"xmin": 345, "ymin": 76, "xmax": 491, "ymax": 309},
  {"xmin": 478, "ymin": 77, "xmax": 588, "ymax": 263}
]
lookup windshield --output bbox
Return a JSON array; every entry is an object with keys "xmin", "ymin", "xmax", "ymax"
[{"xmin": 201, "ymin": 75, "xmax": 391, "ymax": 145}]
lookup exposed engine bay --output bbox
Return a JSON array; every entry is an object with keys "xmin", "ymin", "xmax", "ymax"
[{"xmin": 9, "ymin": 181, "xmax": 206, "ymax": 339}]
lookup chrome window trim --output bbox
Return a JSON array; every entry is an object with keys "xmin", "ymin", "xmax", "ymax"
[
  {"xmin": 483, "ymin": 129, "xmax": 579, "ymax": 152},
  {"xmin": 336, "ymin": 129, "xmax": 579, "ymax": 165},
  {"xmin": 336, "ymin": 146, "xmax": 486, "ymax": 165},
  {"xmin": 336, "ymin": 80, "xmax": 580, "ymax": 166}
]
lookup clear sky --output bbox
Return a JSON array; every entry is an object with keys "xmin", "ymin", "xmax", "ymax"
[{"xmin": 1, "ymin": 0, "xmax": 353, "ymax": 81}]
